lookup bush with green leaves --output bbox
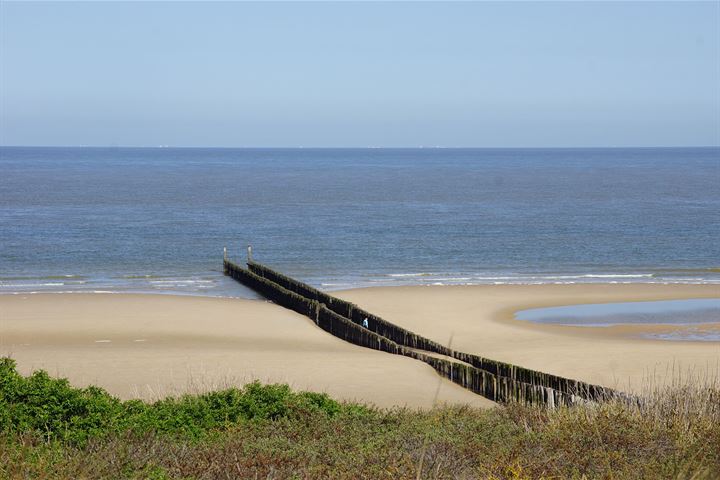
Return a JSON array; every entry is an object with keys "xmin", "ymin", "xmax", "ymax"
[
  {"xmin": 2, "ymin": 357, "xmax": 718, "ymax": 479},
  {"xmin": 0, "ymin": 357, "xmax": 347, "ymax": 444}
]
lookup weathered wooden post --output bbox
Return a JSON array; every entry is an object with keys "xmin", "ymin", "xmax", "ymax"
[{"xmin": 222, "ymin": 257, "xmax": 630, "ymax": 407}]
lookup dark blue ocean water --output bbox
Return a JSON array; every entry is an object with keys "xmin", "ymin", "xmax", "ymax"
[{"xmin": 1, "ymin": 147, "xmax": 719, "ymax": 297}]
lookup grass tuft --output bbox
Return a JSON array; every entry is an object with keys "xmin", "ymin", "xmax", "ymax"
[{"xmin": 1, "ymin": 357, "xmax": 718, "ymax": 479}]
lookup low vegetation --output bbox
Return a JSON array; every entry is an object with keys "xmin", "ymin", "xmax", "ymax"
[{"xmin": 1, "ymin": 357, "xmax": 718, "ymax": 479}]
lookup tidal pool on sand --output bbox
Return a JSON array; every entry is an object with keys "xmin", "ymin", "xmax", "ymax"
[{"xmin": 515, "ymin": 299, "xmax": 720, "ymax": 341}]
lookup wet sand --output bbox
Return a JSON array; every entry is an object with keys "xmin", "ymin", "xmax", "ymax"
[
  {"xmin": 0, "ymin": 294, "xmax": 490, "ymax": 408},
  {"xmin": 335, "ymin": 284, "xmax": 720, "ymax": 393}
]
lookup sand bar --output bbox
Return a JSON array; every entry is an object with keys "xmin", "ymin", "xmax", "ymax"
[
  {"xmin": 336, "ymin": 284, "xmax": 720, "ymax": 394},
  {"xmin": 0, "ymin": 294, "xmax": 490, "ymax": 408}
]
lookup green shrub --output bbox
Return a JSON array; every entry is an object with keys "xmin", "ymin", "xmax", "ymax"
[
  {"xmin": 2, "ymin": 357, "xmax": 718, "ymax": 479},
  {"xmin": 0, "ymin": 358, "xmax": 124, "ymax": 443},
  {"xmin": 0, "ymin": 358, "xmax": 344, "ymax": 444}
]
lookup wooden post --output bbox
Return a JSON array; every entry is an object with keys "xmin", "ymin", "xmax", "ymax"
[{"xmin": 222, "ymin": 258, "xmax": 630, "ymax": 408}]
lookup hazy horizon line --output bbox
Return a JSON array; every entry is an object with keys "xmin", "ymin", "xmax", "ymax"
[{"xmin": 2, "ymin": 145, "xmax": 719, "ymax": 150}]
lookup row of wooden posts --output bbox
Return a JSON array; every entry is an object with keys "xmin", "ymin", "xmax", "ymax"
[{"xmin": 224, "ymin": 258, "xmax": 630, "ymax": 407}]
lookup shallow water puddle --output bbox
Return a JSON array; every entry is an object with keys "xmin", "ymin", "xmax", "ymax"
[{"xmin": 516, "ymin": 299, "xmax": 720, "ymax": 341}]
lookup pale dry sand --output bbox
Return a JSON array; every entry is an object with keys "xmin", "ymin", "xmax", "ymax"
[
  {"xmin": 0, "ymin": 294, "xmax": 490, "ymax": 409},
  {"xmin": 3, "ymin": 285, "xmax": 718, "ymax": 407},
  {"xmin": 336, "ymin": 284, "xmax": 720, "ymax": 394}
]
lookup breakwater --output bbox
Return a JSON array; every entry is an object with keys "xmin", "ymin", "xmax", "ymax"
[{"xmin": 225, "ymin": 258, "xmax": 627, "ymax": 407}]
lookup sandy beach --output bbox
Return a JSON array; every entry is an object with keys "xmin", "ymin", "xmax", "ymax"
[
  {"xmin": 2, "ymin": 284, "xmax": 718, "ymax": 407},
  {"xmin": 336, "ymin": 283, "xmax": 720, "ymax": 393},
  {"xmin": 0, "ymin": 293, "xmax": 490, "ymax": 409}
]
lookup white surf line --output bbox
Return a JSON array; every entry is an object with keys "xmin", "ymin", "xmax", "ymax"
[{"xmin": 94, "ymin": 339, "xmax": 112, "ymax": 343}]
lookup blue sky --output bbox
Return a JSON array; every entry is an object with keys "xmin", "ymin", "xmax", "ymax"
[{"xmin": 1, "ymin": 1, "xmax": 718, "ymax": 147}]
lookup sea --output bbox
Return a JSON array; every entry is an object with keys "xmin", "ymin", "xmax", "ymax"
[{"xmin": 1, "ymin": 147, "xmax": 719, "ymax": 298}]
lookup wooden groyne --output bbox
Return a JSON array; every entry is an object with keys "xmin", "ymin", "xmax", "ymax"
[
  {"xmin": 224, "ymin": 258, "xmax": 628, "ymax": 407},
  {"xmin": 247, "ymin": 261, "xmax": 455, "ymax": 356}
]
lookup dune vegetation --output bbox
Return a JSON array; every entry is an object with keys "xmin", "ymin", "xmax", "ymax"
[{"xmin": 1, "ymin": 357, "xmax": 718, "ymax": 479}]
